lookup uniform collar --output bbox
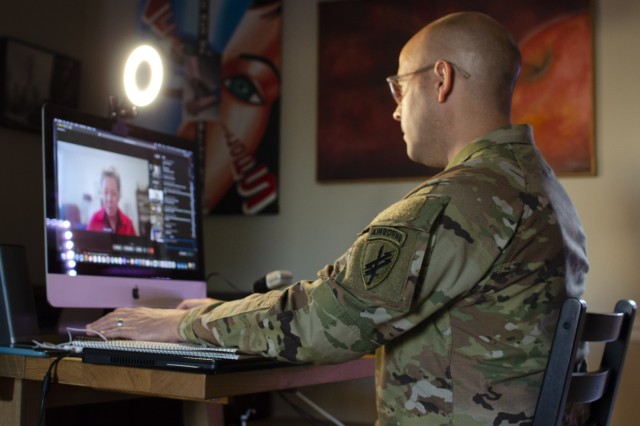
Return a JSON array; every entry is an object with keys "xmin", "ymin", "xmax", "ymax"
[{"xmin": 445, "ymin": 124, "xmax": 533, "ymax": 170}]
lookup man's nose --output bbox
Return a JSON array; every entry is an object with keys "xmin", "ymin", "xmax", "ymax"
[{"xmin": 392, "ymin": 103, "xmax": 401, "ymax": 121}]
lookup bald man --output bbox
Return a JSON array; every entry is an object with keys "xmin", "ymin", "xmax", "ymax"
[{"xmin": 89, "ymin": 12, "xmax": 588, "ymax": 425}]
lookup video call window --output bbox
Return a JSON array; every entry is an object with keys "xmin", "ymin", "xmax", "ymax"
[{"xmin": 48, "ymin": 117, "xmax": 201, "ymax": 280}]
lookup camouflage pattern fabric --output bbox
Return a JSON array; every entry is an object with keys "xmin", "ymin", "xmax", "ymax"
[{"xmin": 178, "ymin": 124, "xmax": 588, "ymax": 425}]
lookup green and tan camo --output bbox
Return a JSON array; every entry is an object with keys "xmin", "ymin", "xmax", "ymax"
[{"xmin": 179, "ymin": 124, "xmax": 588, "ymax": 425}]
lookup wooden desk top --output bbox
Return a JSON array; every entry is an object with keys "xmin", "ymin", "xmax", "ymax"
[{"xmin": 0, "ymin": 353, "xmax": 375, "ymax": 402}]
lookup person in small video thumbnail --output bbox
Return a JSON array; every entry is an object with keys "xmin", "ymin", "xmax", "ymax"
[{"xmin": 87, "ymin": 167, "xmax": 137, "ymax": 236}]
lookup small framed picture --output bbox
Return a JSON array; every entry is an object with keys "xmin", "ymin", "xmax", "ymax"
[{"xmin": 0, "ymin": 38, "xmax": 80, "ymax": 132}]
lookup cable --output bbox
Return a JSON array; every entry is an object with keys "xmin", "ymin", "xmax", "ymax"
[
  {"xmin": 277, "ymin": 391, "xmax": 326, "ymax": 425},
  {"xmin": 31, "ymin": 327, "xmax": 108, "ymax": 353},
  {"xmin": 66, "ymin": 327, "xmax": 108, "ymax": 341},
  {"xmin": 205, "ymin": 271, "xmax": 246, "ymax": 293},
  {"xmin": 38, "ymin": 352, "xmax": 71, "ymax": 426},
  {"xmin": 294, "ymin": 390, "xmax": 346, "ymax": 426},
  {"xmin": 277, "ymin": 390, "xmax": 346, "ymax": 425}
]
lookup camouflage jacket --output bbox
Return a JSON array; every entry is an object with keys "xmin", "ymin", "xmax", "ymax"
[{"xmin": 178, "ymin": 124, "xmax": 588, "ymax": 425}]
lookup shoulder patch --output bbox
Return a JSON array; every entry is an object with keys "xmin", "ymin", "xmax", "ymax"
[{"xmin": 362, "ymin": 227, "xmax": 407, "ymax": 290}]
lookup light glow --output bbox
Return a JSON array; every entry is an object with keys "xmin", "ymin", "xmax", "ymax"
[{"xmin": 123, "ymin": 45, "xmax": 163, "ymax": 107}]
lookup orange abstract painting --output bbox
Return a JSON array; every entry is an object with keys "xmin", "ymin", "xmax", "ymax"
[{"xmin": 317, "ymin": 0, "xmax": 594, "ymax": 181}]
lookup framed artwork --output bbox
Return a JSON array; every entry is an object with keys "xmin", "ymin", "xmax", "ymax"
[
  {"xmin": 134, "ymin": 0, "xmax": 282, "ymax": 215},
  {"xmin": 317, "ymin": 0, "xmax": 595, "ymax": 181},
  {"xmin": 0, "ymin": 38, "xmax": 80, "ymax": 132}
]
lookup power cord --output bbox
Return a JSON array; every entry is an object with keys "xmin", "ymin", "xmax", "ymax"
[
  {"xmin": 277, "ymin": 390, "xmax": 346, "ymax": 426},
  {"xmin": 277, "ymin": 391, "xmax": 326, "ymax": 425},
  {"xmin": 38, "ymin": 352, "xmax": 71, "ymax": 426},
  {"xmin": 240, "ymin": 408, "xmax": 257, "ymax": 426},
  {"xmin": 31, "ymin": 327, "xmax": 108, "ymax": 352},
  {"xmin": 205, "ymin": 271, "xmax": 246, "ymax": 293}
]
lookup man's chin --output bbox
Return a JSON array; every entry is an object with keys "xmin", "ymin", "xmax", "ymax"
[
  {"xmin": 404, "ymin": 143, "xmax": 421, "ymax": 164},
  {"xmin": 407, "ymin": 150, "xmax": 443, "ymax": 169},
  {"xmin": 405, "ymin": 147, "xmax": 417, "ymax": 163}
]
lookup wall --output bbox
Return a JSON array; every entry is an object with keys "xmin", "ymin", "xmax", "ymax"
[
  {"xmin": 0, "ymin": 0, "xmax": 136, "ymax": 283},
  {"xmin": 0, "ymin": 0, "xmax": 639, "ymax": 424}
]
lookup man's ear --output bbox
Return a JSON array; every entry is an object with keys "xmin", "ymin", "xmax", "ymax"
[{"xmin": 434, "ymin": 60, "xmax": 453, "ymax": 103}]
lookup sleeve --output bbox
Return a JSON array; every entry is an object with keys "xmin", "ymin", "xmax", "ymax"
[{"xmin": 177, "ymin": 193, "xmax": 455, "ymax": 364}]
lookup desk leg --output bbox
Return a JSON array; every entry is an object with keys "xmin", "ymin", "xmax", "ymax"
[
  {"xmin": 0, "ymin": 377, "xmax": 42, "ymax": 426},
  {"xmin": 182, "ymin": 400, "xmax": 225, "ymax": 425}
]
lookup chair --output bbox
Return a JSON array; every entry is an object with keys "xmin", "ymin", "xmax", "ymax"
[
  {"xmin": 533, "ymin": 298, "xmax": 636, "ymax": 426},
  {"xmin": 61, "ymin": 203, "xmax": 82, "ymax": 226}
]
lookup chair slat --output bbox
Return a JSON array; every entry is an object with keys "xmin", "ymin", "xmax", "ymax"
[
  {"xmin": 567, "ymin": 370, "xmax": 610, "ymax": 404},
  {"xmin": 581, "ymin": 312, "xmax": 624, "ymax": 342}
]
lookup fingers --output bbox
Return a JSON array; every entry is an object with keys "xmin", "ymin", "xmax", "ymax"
[
  {"xmin": 84, "ymin": 307, "xmax": 186, "ymax": 342},
  {"xmin": 176, "ymin": 300, "xmax": 193, "ymax": 309},
  {"xmin": 176, "ymin": 297, "xmax": 217, "ymax": 310},
  {"xmin": 86, "ymin": 308, "xmax": 131, "ymax": 335}
]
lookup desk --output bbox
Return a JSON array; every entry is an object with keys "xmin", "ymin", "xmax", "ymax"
[{"xmin": 0, "ymin": 353, "xmax": 375, "ymax": 425}]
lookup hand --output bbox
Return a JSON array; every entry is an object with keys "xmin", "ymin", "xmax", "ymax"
[
  {"xmin": 176, "ymin": 297, "xmax": 219, "ymax": 310},
  {"xmin": 86, "ymin": 307, "xmax": 186, "ymax": 342}
]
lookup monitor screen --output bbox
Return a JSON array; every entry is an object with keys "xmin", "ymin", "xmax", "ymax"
[{"xmin": 42, "ymin": 104, "xmax": 206, "ymax": 308}]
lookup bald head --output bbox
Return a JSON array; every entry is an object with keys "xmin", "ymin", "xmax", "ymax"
[
  {"xmin": 392, "ymin": 12, "xmax": 522, "ymax": 167},
  {"xmin": 405, "ymin": 12, "xmax": 521, "ymax": 115}
]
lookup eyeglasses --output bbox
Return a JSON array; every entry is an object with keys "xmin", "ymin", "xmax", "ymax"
[{"xmin": 386, "ymin": 61, "xmax": 471, "ymax": 104}]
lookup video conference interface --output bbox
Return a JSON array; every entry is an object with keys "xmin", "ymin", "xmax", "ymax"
[{"xmin": 47, "ymin": 117, "xmax": 202, "ymax": 279}]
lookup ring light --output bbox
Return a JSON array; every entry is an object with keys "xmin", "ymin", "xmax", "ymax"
[{"xmin": 123, "ymin": 45, "xmax": 163, "ymax": 107}]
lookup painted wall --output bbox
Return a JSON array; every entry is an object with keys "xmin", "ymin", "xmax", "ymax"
[{"xmin": 0, "ymin": 0, "xmax": 638, "ymax": 424}]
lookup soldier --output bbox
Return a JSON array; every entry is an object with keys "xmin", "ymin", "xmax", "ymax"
[{"xmin": 89, "ymin": 11, "xmax": 588, "ymax": 425}]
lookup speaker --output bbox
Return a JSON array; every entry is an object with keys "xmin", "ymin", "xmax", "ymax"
[{"xmin": 0, "ymin": 244, "xmax": 40, "ymax": 346}]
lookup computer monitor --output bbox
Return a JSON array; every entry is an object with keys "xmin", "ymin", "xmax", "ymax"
[{"xmin": 42, "ymin": 103, "xmax": 207, "ymax": 308}]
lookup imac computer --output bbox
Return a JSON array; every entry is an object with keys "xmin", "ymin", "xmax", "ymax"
[{"xmin": 42, "ymin": 103, "xmax": 207, "ymax": 308}]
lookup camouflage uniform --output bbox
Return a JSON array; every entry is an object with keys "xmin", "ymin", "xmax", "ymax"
[{"xmin": 178, "ymin": 124, "xmax": 588, "ymax": 425}]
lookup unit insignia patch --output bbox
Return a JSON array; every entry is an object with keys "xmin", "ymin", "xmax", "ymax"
[{"xmin": 361, "ymin": 226, "xmax": 406, "ymax": 290}]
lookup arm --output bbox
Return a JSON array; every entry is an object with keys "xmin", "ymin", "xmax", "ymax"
[{"xmin": 177, "ymin": 192, "xmax": 487, "ymax": 363}]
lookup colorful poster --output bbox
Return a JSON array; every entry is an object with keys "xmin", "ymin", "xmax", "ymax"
[{"xmin": 136, "ymin": 0, "xmax": 281, "ymax": 214}]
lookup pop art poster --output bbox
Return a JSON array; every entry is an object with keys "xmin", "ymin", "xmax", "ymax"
[
  {"xmin": 317, "ymin": 0, "xmax": 594, "ymax": 181},
  {"xmin": 135, "ymin": 0, "xmax": 281, "ymax": 215}
]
